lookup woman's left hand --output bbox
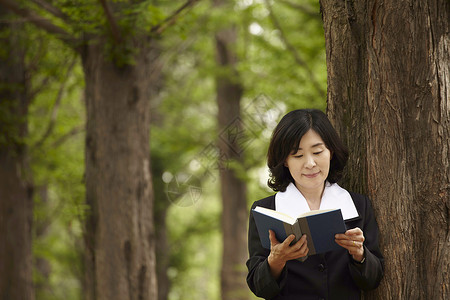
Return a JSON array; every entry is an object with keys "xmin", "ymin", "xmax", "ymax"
[{"xmin": 335, "ymin": 227, "xmax": 365, "ymax": 263}]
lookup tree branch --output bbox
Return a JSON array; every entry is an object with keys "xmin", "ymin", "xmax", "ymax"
[
  {"xmin": 26, "ymin": 36, "xmax": 47, "ymax": 84},
  {"xmin": 0, "ymin": 0, "xmax": 78, "ymax": 48},
  {"xmin": 263, "ymin": 0, "xmax": 326, "ymax": 98},
  {"xmin": 30, "ymin": 0, "xmax": 71, "ymax": 22},
  {"xmin": 51, "ymin": 125, "xmax": 84, "ymax": 149},
  {"xmin": 33, "ymin": 57, "xmax": 77, "ymax": 149},
  {"xmin": 151, "ymin": 0, "xmax": 201, "ymax": 36},
  {"xmin": 98, "ymin": 0, "xmax": 121, "ymax": 43},
  {"xmin": 279, "ymin": 0, "xmax": 321, "ymax": 19},
  {"xmin": 29, "ymin": 76, "xmax": 51, "ymax": 101}
]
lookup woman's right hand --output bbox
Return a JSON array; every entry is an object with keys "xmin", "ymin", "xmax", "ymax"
[{"xmin": 267, "ymin": 230, "xmax": 309, "ymax": 279}]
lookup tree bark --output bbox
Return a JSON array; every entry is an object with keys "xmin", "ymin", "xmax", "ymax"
[
  {"xmin": 34, "ymin": 185, "xmax": 52, "ymax": 297},
  {"xmin": 0, "ymin": 7, "xmax": 34, "ymax": 300},
  {"xmin": 152, "ymin": 151, "xmax": 171, "ymax": 300},
  {"xmin": 321, "ymin": 0, "xmax": 450, "ymax": 298},
  {"xmin": 214, "ymin": 1, "xmax": 249, "ymax": 299},
  {"xmin": 81, "ymin": 39, "xmax": 161, "ymax": 300}
]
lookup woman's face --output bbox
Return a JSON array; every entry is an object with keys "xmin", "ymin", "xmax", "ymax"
[{"xmin": 284, "ymin": 129, "xmax": 332, "ymax": 195}]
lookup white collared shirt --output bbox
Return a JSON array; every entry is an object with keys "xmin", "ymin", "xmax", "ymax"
[{"xmin": 275, "ymin": 182, "xmax": 359, "ymax": 220}]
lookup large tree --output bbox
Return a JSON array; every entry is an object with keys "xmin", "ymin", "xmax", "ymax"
[
  {"xmin": 321, "ymin": 0, "xmax": 449, "ymax": 298},
  {"xmin": 0, "ymin": 6, "xmax": 34, "ymax": 300},
  {"xmin": 0, "ymin": 0, "xmax": 200, "ymax": 299},
  {"xmin": 213, "ymin": 0, "xmax": 249, "ymax": 299}
]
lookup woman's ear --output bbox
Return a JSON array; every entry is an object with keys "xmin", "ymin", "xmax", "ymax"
[{"xmin": 284, "ymin": 156, "xmax": 292, "ymax": 167}]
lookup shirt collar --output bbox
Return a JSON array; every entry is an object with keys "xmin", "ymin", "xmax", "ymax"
[{"xmin": 274, "ymin": 182, "xmax": 359, "ymax": 220}]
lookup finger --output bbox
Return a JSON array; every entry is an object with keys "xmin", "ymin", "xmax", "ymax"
[
  {"xmin": 335, "ymin": 238, "xmax": 349, "ymax": 249},
  {"xmin": 347, "ymin": 242, "xmax": 364, "ymax": 258},
  {"xmin": 268, "ymin": 230, "xmax": 280, "ymax": 246},
  {"xmin": 298, "ymin": 237, "xmax": 309, "ymax": 253},
  {"xmin": 348, "ymin": 239, "xmax": 363, "ymax": 248},
  {"xmin": 335, "ymin": 238, "xmax": 362, "ymax": 252},
  {"xmin": 340, "ymin": 238, "xmax": 362, "ymax": 248},
  {"xmin": 292, "ymin": 234, "xmax": 307, "ymax": 246},
  {"xmin": 291, "ymin": 234, "xmax": 307, "ymax": 250},
  {"xmin": 292, "ymin": 239, "xmax": 309, "ymax": 259},
  {"xmin": 348, "ymin": 241, "xmax": 364, "ymax": 256},
  {"xmin": 335, "ymin": 234, "xmax": 362, "ymax": 243},
  {"xmin": 292, "ymin": 247, "xmax": 309, "ymax": 260},
  {"xmin": 292, "ymin": 235, "xmax": 308, "ymax": 251},
  {"xmin": 345, "ymin": 228, "xmax": 365, "ymax": 243},
  {"xmin": 335, "ymin": 233, "xmax": 349, "ymax": 240},
  {"xmin": 281, "ymin": 234, "xmax": 296, "ymax": 246},
  {"xmin": 345, "ymin": 227, "xmax": 361, "ymax": 233},
  {"xmin": 345, "ymin": 227, "xmax": 363, "ymax": 237}
]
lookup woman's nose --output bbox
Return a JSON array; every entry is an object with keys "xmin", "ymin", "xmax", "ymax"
[{"xmin": 305, "ymin": 155, "xmax": 316, "ymax": 168}]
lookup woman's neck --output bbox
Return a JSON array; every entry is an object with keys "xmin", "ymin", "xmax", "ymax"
[{"xmin": 296, "ymin": 183, "xmax": 325, "ymax": 210}]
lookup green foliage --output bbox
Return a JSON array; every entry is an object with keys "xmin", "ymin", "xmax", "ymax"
[
  {"xmin": 166, "ymin": 182, "xmax": 221, "ymax": 300},
  {"xmin": 3, "ymin": 0, "xmax": 327, "ymax": 299},
  {"xmin": 130, "ymin": 2, "xmax": 166, "ymax": 32},
  {"xmin": 50, "ymin": 0, "xmax": 105, "ymax": 36},
  {"xmin": 150, "ymin": 1, "xmax": 326, "ymax": 299},
  {"xmin": 22, "ymin": 24, "xmax": 86, "ymax": 300},
  {"xmin": 237, "ymin": 0, "xmax": 327, "ymax": 110}
]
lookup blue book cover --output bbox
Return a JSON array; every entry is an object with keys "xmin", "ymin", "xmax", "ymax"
[{"xmin": 252, "ymin": 207, "xmax": 346, "ymax": 255}]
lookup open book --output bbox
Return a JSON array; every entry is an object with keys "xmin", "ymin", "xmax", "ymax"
[{"xmin": 252, "ymin": 207, "xmax": 347, "ymax": 255}]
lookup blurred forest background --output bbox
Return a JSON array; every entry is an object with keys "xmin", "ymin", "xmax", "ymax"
[
  {"xmin": 0, "ymin": 0, "xmax": 327, "ymax": 299},
  {"xmin": 2, "ymin": 0, "xmax": 450, "ymax": 299}
]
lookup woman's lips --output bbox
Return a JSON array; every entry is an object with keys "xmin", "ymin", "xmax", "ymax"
[{"xmin": 303, "ymin": 172, "xmax": 320, "ymax": 178}]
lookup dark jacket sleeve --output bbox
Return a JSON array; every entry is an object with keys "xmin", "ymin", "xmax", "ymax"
[
  {"xmin": 348, "ymin": 194, "xmax": 384, "ymax": 291},
  {"xmin": 246, "ymin": 199, "xmax": 287, "ymax": 299}
]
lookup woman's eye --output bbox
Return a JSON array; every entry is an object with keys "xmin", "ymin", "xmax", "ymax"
[
  {"xmin": 294, "ymin": 154, "xmax": 303, "ymax": 158},
  {"xmin": 314, "ymin": 151, "xmax": 323, "ymax": 155}
]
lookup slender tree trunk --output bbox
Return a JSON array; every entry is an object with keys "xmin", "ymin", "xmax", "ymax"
[
  {"xmin": 152, "ymin": 151, "xmax": 171, "ymax": 300},
  {"xmin": 321, "ymin": 0, "xmax": 450, "ymax": 298},
  {"xmin": 82, "ymin": 40, "xmax": 161, "ymax": 300},
  {"xmin": 34, "ymin": 185, "xmax": 52, "ymax": 297},
  {"xmin": 0, "ymin": 7, "xmax": 34, "ymax": 299},
  {"xmin": 154, "ymin": 199, "xmax": 170, "ymax": 300},
  {"xmin": 214, "ymin": 1, "xmax": 249, "ymax": 299}
]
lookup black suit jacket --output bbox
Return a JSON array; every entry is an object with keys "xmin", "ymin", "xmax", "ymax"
[{"xmin": 246, "ymin": 192, "xmax": 384, "ymax": 300}]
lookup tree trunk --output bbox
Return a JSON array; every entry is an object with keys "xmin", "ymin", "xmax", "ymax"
[
  {"xmin": 154, "ymin": 196, "xmax": 170, "ymax": 300},
  {"xmin": 321, "ymin": 0, "xmax": 450, "ymax": 298},
  {"xmin": 0, "ymin": 7, "xmax": 34, "ymax": 300},
  {"xmin": 81, "ymin": 40, "xmax": 160, "ymax": 300},
  {"xmin": 214, "ymin": 1, "xmax": 249, "ymax": 299},
  {"xmin": 152, "ymin": 151, "xmax": 171, "ymax": 300},
  {"xmin": 34, "ymin": 185, "xmax": 54, "ymax": 297}
]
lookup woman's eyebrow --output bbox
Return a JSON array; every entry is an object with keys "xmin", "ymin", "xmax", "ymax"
[{"xmin": 297, "ymin": 142, "xmax": 324, "ymax": 150}]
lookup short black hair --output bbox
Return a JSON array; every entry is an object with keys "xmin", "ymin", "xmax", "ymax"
[{"xmin": 267, "ymin": 109, "xmax": 348, "ymax": 192}]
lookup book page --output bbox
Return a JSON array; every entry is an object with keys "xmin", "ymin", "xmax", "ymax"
[
  {"xmin": 298, "ymin": 209, "xmax": 336, "ymax": 218},
  {"xmin": 254, "ymin": 206, "xmax": 296, "ymax": 225}
]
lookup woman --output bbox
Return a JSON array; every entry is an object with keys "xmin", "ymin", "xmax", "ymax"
[{"xmin": 246, "ymin": 109, "xmax": 384, "ymax": 299}]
